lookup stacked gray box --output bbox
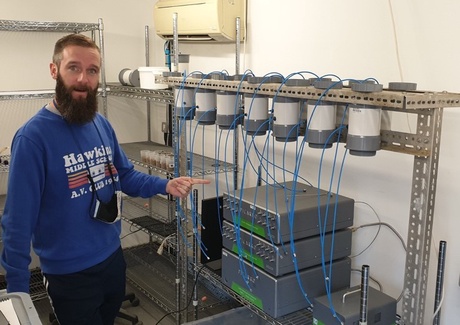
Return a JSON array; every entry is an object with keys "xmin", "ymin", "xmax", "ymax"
[
  {"xmin": 222, "ymin": 250, "xmax": 351, "ymax": 318},
  {"xmin": 222, "ymin": 181, "xmax": 354, "ymax": 243},
  {"xmin": 222, "ymin": 220, "xmax": 352, "ymax": 276},
  {"xmin": 221, "ymin": 181, "xmax": 354, "ymax": 318}
]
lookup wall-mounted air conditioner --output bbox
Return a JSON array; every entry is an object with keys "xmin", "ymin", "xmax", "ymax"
[{"xmin": 153, "ymin": 0, "xmax": 246, "ymax": 42}]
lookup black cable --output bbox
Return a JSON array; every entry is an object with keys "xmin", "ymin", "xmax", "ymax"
[
  {"xmin": 155, "ymin": 264, "xmax": 207, "ymax": 325},
  {"xmin": 120, "ymin": 226, "xmax": 143, "ymax": 239}
]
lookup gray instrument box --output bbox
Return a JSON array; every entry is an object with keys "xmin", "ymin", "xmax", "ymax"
[
  {"xmin": 223, "ymin": 181, "xmax": 354, "ymax": 244},
  {"xmin": 221, "ymin": 249, "xmax": 351, "ymax": 318},
  {"xmin": 222, "ymin": 220, "xmax": 352, "ymax": 276},
  {"xmin": 313, "ymin": 286, "xmax": 397, "ymax": 325}
]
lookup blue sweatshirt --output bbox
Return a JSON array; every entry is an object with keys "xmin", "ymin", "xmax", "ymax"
[{"xmin": 1, "ymin": 106, "xmax": 169, "ymax": 293}]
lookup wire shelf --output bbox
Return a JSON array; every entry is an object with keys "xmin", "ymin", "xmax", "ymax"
[
  {"xmin": 0, "ymin": 268, "xmax": 47, "ymax": 301},
  {"xmin": 0, "ymin": 90, "xmax": 55, "ymax": 101},
  {"xmin": 123, "ymin": 195, "xmax": 176, "ymax": 225},
  {"xmin": 120, "ymin": 142, "xmax": 175, "ymax": 177},
  {"xmin": 107, "ymin": 84, "xmax": 174, "ymax": 104},
  {"xmin": 0, "ymin": 155, "xmax": 9, "ymax": 173},
  {"xmin": 121, "ymin": 141, "xmax": 236, "ymax": 177},
  {"xmin": 124, "ymin": 244, "xmax": 230, "ymax": 319},
  {"xmin": 0, "ymin": 20, "xmax": 99, "ymax": 33},
  {"xmin": 121, "ymin": 196, "xmax": 196, "ymax": 255}
]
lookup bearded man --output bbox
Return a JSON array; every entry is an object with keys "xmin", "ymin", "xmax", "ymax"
[{"xmin": 1, "ymin": 33, "xmax": 209, "ymax": 325}]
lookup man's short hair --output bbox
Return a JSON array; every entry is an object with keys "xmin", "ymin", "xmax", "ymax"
[{"xmin": 53, "ymin": 33, "xmax": 100, "ymax": 66}]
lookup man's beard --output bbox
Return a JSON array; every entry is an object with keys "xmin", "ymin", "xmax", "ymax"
[{"xmin": 55, "ymin": 74, "xmax": 99, "ymax": 124}]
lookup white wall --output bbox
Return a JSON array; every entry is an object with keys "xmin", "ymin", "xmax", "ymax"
[{"xmin": 1, "ymin": 0, "xmax": 459, "ymax": 324}]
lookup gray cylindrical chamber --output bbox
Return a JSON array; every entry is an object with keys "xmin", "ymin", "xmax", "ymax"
[
  {"xmin": 163, "ymin": 71, "xmax": 181, "ymax": 77},
  {"xmin": 388, "ymin": 81, "xmax": 417, "ymax": 91},
  {"xmin": 285, "ymin": 79, "xmax": 311, "ymax": 137},
  {"xmin": 233, "ymin": 73, "xmax": 250, "ymax": 83},
  {"xmin": 118, "ymin": 68, "xmax": 140, "ymax": 87},
  {"xmin": 336, "ymin": 104, "xmax": 349, "ymax": 142},
  {"xmin": 247, "ymin": 75, "xmax": 283, "ymax": 85},
  {"xmin": 216, "ymin": 91, "xmax": 243, "ymax": 129},
  {"xmin": 311, "ymin": 78, "xmax": 342, "ymax": 145},
  {"xmin": 174, "ymin": 85, "xmax": 195, "ymax": 120},
  {"xmin": 273, "ymin": 96, "xmax": 300, "ymax": 142},
  {"xmin": 346, "ymin": 104, "xmax": 382, "ymax": 156},
  {"xmin": 313, "ymin": 78, "xmax": 343, "ymax": 90},
  {"xmin": 244, "ymin": 93, "xmax": 269, "ymax": 136},
  {"xmin": 178, "ymin": 54, "xmax": 190, "ymax": 76},
  {"xmin": 306, "ymin": 100, "xmax": 337, "ymax": 148},
  {"xmin": 195, "ymin": 88, "xmax": 216, "ymax": 125}
]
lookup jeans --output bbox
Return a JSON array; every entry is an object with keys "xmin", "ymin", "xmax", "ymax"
[{"xmin": 43, "ymin": 246, "xmax": 126, "ymax": 325}]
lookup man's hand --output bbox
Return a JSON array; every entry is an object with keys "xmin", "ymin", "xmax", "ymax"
[{"xmin": 165, "ymin": 177, "xmax": 211, "ymax": 198}]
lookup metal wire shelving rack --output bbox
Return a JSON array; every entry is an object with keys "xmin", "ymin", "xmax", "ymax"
[
  {"xmin": 162, "ymin": 75, "xmax": 460, "ymax": 325},
  {"xmin": 123, "ymin": 244, "xmax": 235, "ymax": 320}
]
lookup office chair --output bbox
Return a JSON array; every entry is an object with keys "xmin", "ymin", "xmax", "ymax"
[{"xmin": 116, "ymin": 292, "xmax": 143, "ymax": 325}]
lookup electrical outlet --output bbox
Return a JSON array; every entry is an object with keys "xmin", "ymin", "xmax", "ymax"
[{"xmin": 161, "ymin": 122, "xmax": 168, "ymax": 133}]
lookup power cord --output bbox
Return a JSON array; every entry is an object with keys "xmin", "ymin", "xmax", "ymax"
[
  {"xmin": 157, "ymin": 233, "xmax": 176, "ymax": 255},
  {"xmin": 350, "ymin": 201, "xmax": 407, "ymax": 303},
  {"xmin": 350, "ymin": 221, "xmax": 407, "ymax": 256}
]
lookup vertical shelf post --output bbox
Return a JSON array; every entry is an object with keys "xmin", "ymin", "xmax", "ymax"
[
  {"xmin": 97, "ymin": 18, "xmax": 108, "ymax": 118},
  {"xmin": 401, "ymin": 107, "xmax": 443, "ymax": 325}
]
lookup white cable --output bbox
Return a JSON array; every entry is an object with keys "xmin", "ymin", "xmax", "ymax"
[
  {"xmin": 432, "ymin": 288, "xmax": 444, "ymax": 323},
  {"xmin": 157, "ymin": 233, "xmax": 176, "ymax": 255},
  {"xmin": 388, "ymin": 0, "xmax": 413, "ymax": 133},
  {"xmin": 388, "ymin": 0, "xmax": 404, "ymax": 82}
]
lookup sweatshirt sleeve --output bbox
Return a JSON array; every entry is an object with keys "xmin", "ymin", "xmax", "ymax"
[
  {"xmin": 110, "ymin": 139, "xmax": 169, "ymax": 198},
  {"xmin": 118, "ymin": 163, "xmax": 169, "ymax": 198},
  {"xmin": 1, "ymin": 134, "xmax": 43, "ymax": 293}
]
